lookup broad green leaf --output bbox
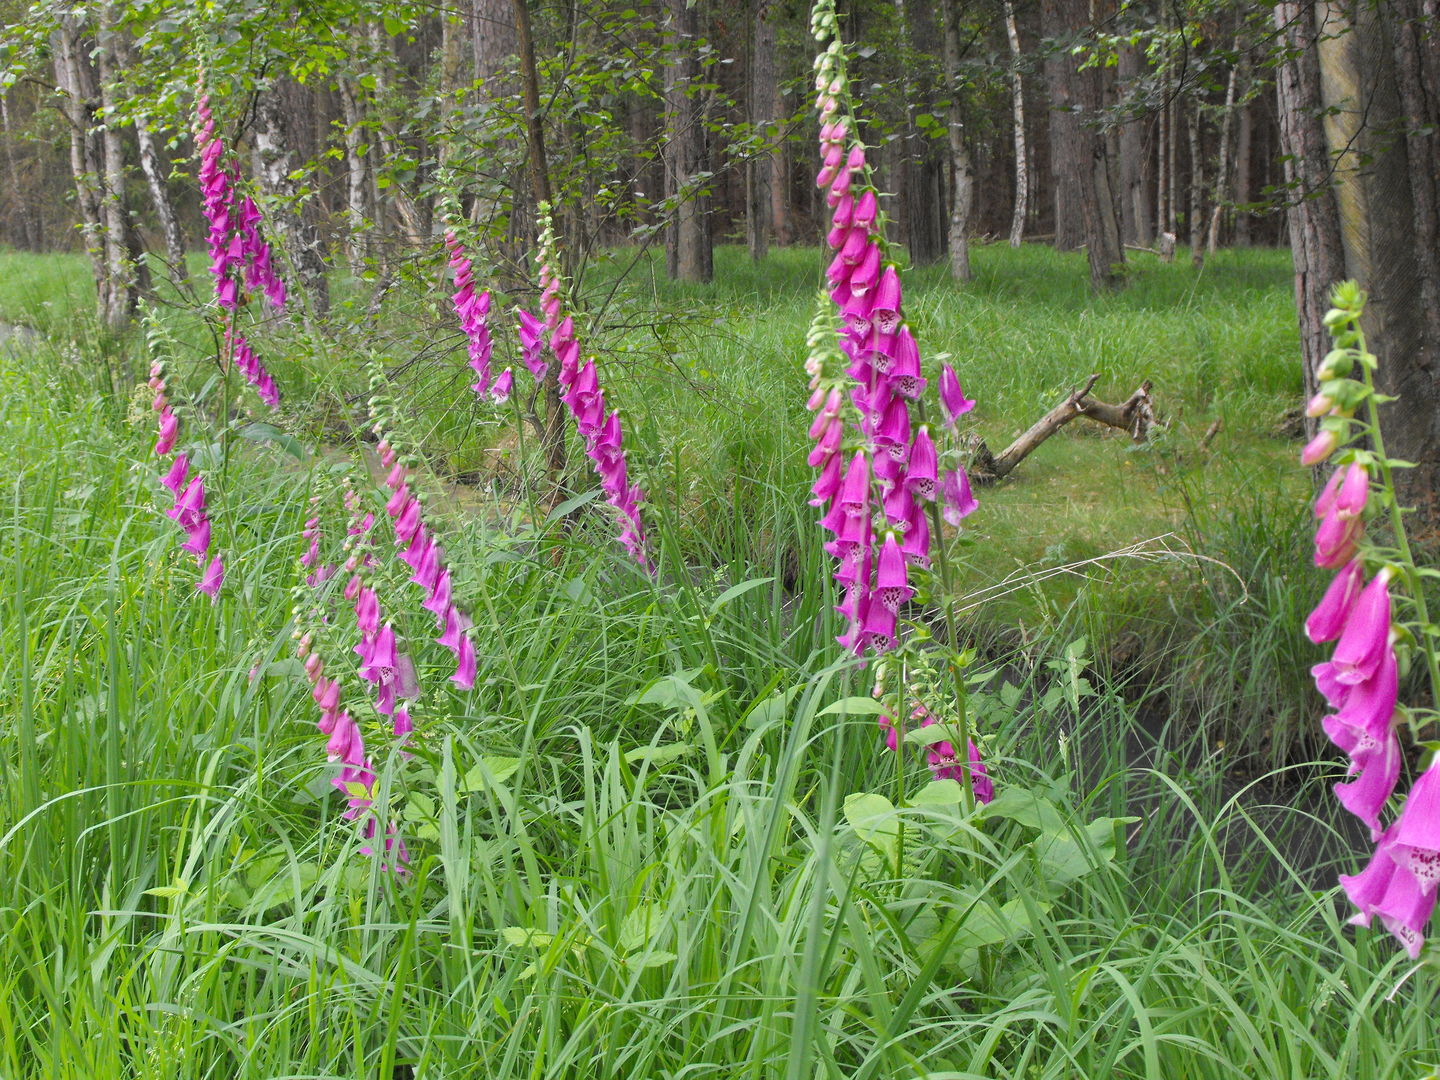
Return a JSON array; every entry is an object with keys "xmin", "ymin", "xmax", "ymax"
[
  {"xmin": 818, "ymin": 696, "xmax": 890, "ymax": 717},
  {"xmin": 460, "ymin": 755, "xmax": 522, "ymax": 793},
  {"xmin": 501, "ymin": 927, "xmax": 554, "ymax": 948},
  {"xmin": 623, "ymin": 742, "xmax": 693, "ymax": 768},
  {"xmin": 909, "ymin": 779, "xmax": 965, "ymax": 806},
  {"xmin": 979, "ymin": 788, "xmax": 1065, "ymax": 832},
  {"xmin": 844, "ymin": 792, "xmax": 899, "ymax": 863}
]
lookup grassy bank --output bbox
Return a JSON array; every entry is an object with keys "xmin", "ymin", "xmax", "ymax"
[{"xmin": 5, "ymin": 243, "xmax": 1429, "ymax": 1078}]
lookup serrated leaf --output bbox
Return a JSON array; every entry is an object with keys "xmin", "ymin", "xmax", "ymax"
[{"xmin": 619, "ymin": 903, "xmax": 659, "ymax": 953}]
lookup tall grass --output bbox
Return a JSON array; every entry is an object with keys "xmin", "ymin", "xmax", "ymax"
[{"xmin": 2, "ymin": 246, "xmax": 1435, "ymax": 1077}]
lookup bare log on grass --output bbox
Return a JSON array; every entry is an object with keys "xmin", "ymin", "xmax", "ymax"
[{"xmin": 970, "ymin": 374, "xmax": 1156, "ymax": 484}]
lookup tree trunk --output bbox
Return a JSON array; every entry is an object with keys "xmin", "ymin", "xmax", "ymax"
[
  {"xmin": 1314, "ymin": 0, "xmax": 1440, "ymax": 524},
  {"xmin": 134, "ymin": 115, "xmax": 186, "ymax": 280},
  {"xmin": 54, "ymin": 17, "xmax": 110, "ymax": 322},
  {"xmin": 747, "ymin": 0, "xmax": 776, "ymax": 262},
  {"xmin": 0, "ymin": 91, "xmax": 36, "ymax": 250},
  {"xmin": 1234, "ymin": 97, "xmax": 1254, "ymax": 246},
  {"xmin": 1004, "ymin": 0, "xmax": 1028, "ymax": 247},
  {"xmin": 253, "ymin": 81, "xmax": 330, "ymax": 315},
  {"xmin": 941, "ymin": 0, "xmax": 973, "ymax": 281},
  {"xmin": 1206, "ymin": 49, "xmax": 1243, "ymax": 254},
  {"xmin": 1044, "ymin": 15, "xmax": 1084, "ymax": 251},
  {"xmin": 663, "ymin": 0, "xmax": 711, "ymax": 282},
  {"xmin": 473, "ymin": 0, "xmax": 518, "ymax": 84},
  {"xmin": 1273, "ymin": 0, "xmax": 1347, "ymax": 420},
  {"xmin": 1187, "ymin": 105, "xmax": 1205, "ymax": 267},
  {"xmin": 339, "ymin": 78, "xmax": 373, "ymax": 271},
  {"xmin": 1041, "ymin": 0, "xmax": 1126, "ymax": 289},
  {"xmin": 1117, "ymin": 43, "xmax": 1153, "ymax": 246}
]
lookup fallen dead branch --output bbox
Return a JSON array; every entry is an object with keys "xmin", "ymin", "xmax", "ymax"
[{"xmin": 970, "ymin": 373, "xmax": 1157, "ymax": 484}]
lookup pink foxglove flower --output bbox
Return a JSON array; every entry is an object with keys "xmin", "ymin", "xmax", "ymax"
[
  {"xmin": 196, "ymin": 554, "xmax": 224, "ymax": 597},
  {"xmin": 938, "ymin": 364, "xmax": 975, "ymax": 427},
  {"xmin": 1301, "ymin": 428, "xmax": 1338, "ymax": 466},
  {"xmin": 1390, "ymin": 760, "xmax": 1440, "ymax": 894},
  {"xmin": 1305, "ymin": 559, "xmax": 1365, "ymax": 643},
  {"xmin": 1329, "ymin": 570, "xmax": 1393, "ymax": 686},
  {"xmin": 940, "ymin": 467, "xmax": 979, "ymax": 526}
]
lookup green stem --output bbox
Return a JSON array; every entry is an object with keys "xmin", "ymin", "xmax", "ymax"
[{"xmin": 1354, "ymin": 323, "xmax": 1440, "ymax": 716}]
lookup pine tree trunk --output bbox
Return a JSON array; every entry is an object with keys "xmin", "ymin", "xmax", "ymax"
[
  {"xmin": 0, "ymin": 91, "xmax": 36, "ymax": 250},
  {"xmin": 473, "ymin": 0, "xmax": 518, "ymax": 84},
  {"xmin": 1234, "ymin": 98, "xmax": 1254, "ymax": 246},
  {"xmin": 1314, "ymin": 0, "xmax": 1440, "ymax": 523},
  {"xmin": 942, "ymin": 0, "xmax": 972, "ymax": 280},
  {"xmin": 253, "ymin": 81, "xmax": 330, "ymax": 315},
  {"xmin": 663, "ymin": 0, "xmax": 711, "ymax": 282},
  {"xmin": 1117, "ymin": 43, "xmax": 1153, "ymax": 246},
  {"xmin": 1041, "ymin": 0, "xmax": 1126, "ymax": 288},
  {"xmin": 1004, "ymin": 0, "xmax": 1028, "ymax": 247},
  {"xmin": 1273, "ymin": 0, "xmax": 1347, "ymax": 418},
  {"xmin": 747, "ymin": 0, "xmax": 776, "ymax": 263},
  {"xmin": 1044, "ymin": 15, "xmax": 1085, "ymax": 251},
  {"xmin": 1187, "ymin": 105, "xmax": 1205, "ymax": 267}
]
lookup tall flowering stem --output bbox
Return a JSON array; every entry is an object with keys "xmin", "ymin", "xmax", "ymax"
[
  {"xmin": 532, "ymin": 205, "xmax": 652, "ymax": 572},
  {"xmin": 144, "ymin": 305, "xmax": 224, "ymax": 598},
  {"xmin": 444, "ymin": 228, "xmax": 513, "ymax": 404},
  {"xmin": 193, "ymin": 67, "xmax": 287, "ymax": 410},
  {"xmin": 291, "ymin": 487, "xmax": 408, "ymax": 872},
  {"xmin": 806, "ymin": 0, "xmax": 986, "ymax": 804},
  {"xmin": 1306, "ymin": 283, "xmax": 1440, "ymax": 958},
  {"xmin": 366, "ymin": 359, "xmax": 479, "ymax": 690}
]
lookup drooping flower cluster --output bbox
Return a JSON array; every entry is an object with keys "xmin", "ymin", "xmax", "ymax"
[
  {"xmin": 1304, "ymin": 284, "xmax": 1440, "ymax": 959},
  {"xmin": 194, "ymin": 88, "xmax": 287, "ymax": 314},
  {"xmin": 149, "ymin": 353, "xmax": 223, "ymax": 597},
  {"xmin": 444, "ymin": 230, "xmax": 512, "ymax": 404},
  {"xmin": 227, "ymin": 329, "xmax": 280, "ymax": 408},
  {"xmin": 193, "ymin": 78, "xmax": 286, "ymax": 412},
  {"xmin": 293, "ymin": 490, "xmax": 407, "ymax": 872},
  {"xmin": 804, "ymin": 15, "xmax": 977, "ymax": 658},
  {"xmin": 368, "ymin": 369, "xmax": 479, "ymax": 689},
  {"xmin": 534, "ymin": 210, "xmax": 651, "ymax": 571},
  {"xmin": 517, "ymin": 308, "xmax": 549, "ymax": 383}
]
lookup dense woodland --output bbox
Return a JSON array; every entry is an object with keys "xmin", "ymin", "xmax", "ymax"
[{"xmin": 0, "ymin": 0, "xmax": 1436, "ymax": 503}]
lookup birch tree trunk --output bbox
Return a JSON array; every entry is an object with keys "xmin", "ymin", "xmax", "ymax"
[
  {"xmin": 338, "ymin": 77, "xmax": 373, "ymax": 272},
  {"xmin": 941, "ymin": 0, "xmax": 973, "ymax": 281},
  {"xmin": 134, "ymin": 115, "xmax": 187, "ymax": 279},
  {"xmin": 1004, "ymin": 0, "xmax": 1028, "ymax": 247},
  {"xmin": 54, "ymin": 17, "xmax": 110, "ymax": 323},
  {"xmin": 1206, "ymin": 49, "xmax": 1243, "ymax": 255}
]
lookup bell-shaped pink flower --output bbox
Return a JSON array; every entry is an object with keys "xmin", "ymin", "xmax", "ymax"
[
  {"xmin": 1313, "ymin": 505, "xmax": 1361, "ymax": 569},
  {"xmin": 940, "ymin": 467, "xmax": 979, "ymax": 526},
  {"xmin": 1333, "ymin": 726, "xmax": 1400, "ymax": 839},
  {"xmin": 873, "ymin": 532, "xmax": 912, "ymax": 612},
  {"xmin": 161, "ymin": 453, "xmax": 190, "ymax": 495},
  {"xmin": 196, "ymin": 554, "xmax": 224, "ymax": 598},
  {"xmin": 853, "ymin": 189, "xmax": 878, "ymax": 229},
  {"xmin": 181, "ymin": 517, "xmax": 211, "ymax": 557},
  {"xmin": 939, "ymin": 365, "xmax": 976, "ymax": 427},
  {"xmin": 1335, "ymin": 462, "xmax": 1369, "ymax": 519},
  {"xmin": 1305, "ymin": 559, "xmax": 1365, "ymax": 643},
  {"xmin": 1341, "ymin": 826, "xmax": 1400, "ymax": 927},
  {"xmin": 490, "ymin": 369, "xmax": 513, "ymax": 404},
  {"xmin": 452, "ymin": 632, "xmax": 477, "ymax": 689},
  {"xmin": 1301, "ymin": 428, "xmax": 1338, "ymax": 466},
  {"xmin": 1391, "ymin": 760, "xmax": 1440, "ymax": 894},
  {"xmin": 1330, "ymin": 569, "xmax": 1392, "ymax": 685},
  {"xmin": 906, "ymin": 427, "xmax": 937, "ymax": 500},
  {"xmin": 1373, "ymin": 856, "xmax": 1438, "ymax": 958},
  {"xmin": 837, "ymin": 451, "xmax": 870, "ymax": 518}
]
